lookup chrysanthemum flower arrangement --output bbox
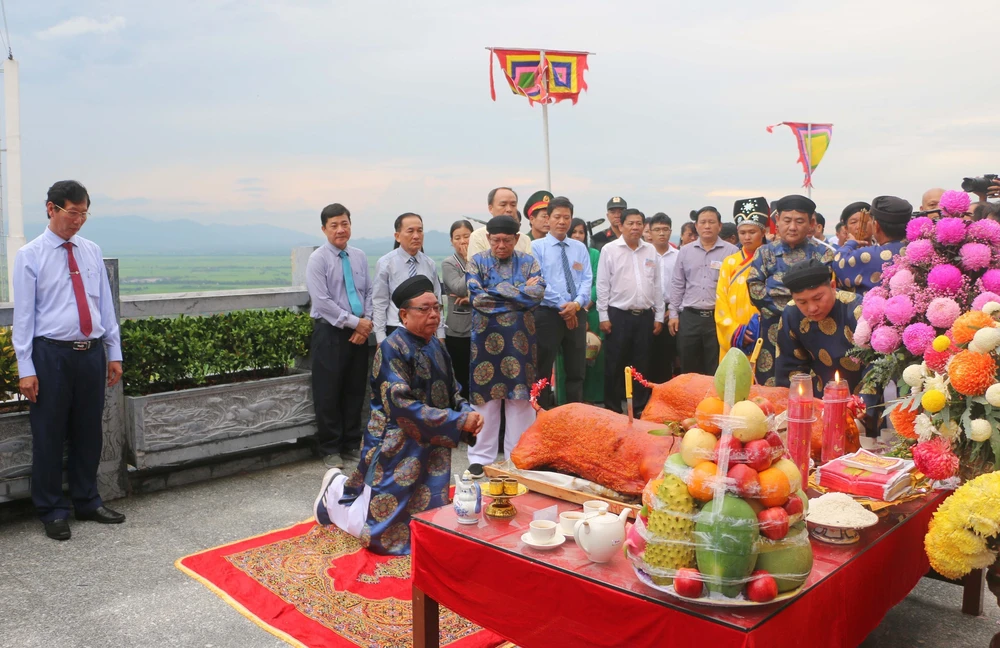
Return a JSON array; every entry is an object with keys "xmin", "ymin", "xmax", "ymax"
[{"xmin": 925, "ymin": 471, "xmax": 1000, "ymax": 579}]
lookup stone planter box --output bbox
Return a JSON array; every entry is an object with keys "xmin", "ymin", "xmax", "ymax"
[
  {"xmin": 126, "ymin": 372, "xmax": 316, "ymax": 470},
  {"xmin": 0, "ymin": 410, "xmax": 32, "ymax": 502}
]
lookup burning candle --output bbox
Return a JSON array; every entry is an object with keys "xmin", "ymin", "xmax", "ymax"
[
  {"xmin": 787, "ymin": 375, "xmax": 813, "ymax": 482},
  {"xmin": 821, "ymin": 371, "xmax": 850, "ymax": 464}
]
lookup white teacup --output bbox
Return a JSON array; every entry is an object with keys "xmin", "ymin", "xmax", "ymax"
[
  {"xmin": 529, "ymin": 520, "xmax": 557, "ymax": 543},
  {"xmin": 583, "ymin": 500, "xmax": 609, "ymax": 517},
  {"xmin": 559, "ymin": 511, "xmax": 586, "ymax": 535}
]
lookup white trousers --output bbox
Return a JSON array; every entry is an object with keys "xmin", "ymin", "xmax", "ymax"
[
  {"xmin": 323, "ymin": 473, "xmax": 373, "ymax": 537},
  {"xmin": 468, "ymin": 399, "xmax": 536, "ymax": 466}
]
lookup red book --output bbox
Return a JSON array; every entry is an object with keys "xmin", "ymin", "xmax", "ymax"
[{"xmin": 816, "ymin": 450, "xmax": 915, "ymax": 502}]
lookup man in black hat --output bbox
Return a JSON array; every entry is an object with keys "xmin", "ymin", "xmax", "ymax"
[
  {"xmin": 747, "ymin": 194, "xmax": 836, "ymax": 386},
  {"xmin": 591, "ymin": 196, "xmax": 627, "ymax": 251},
  {"xmin": 833, "ymin": 196, "xmax": 912, "ymax": 297},
  {"xmin": 524, "ymin": 190, "xmax": 554, "ymax": 242},
  {"xmin": 314, "ymin": 275, "xmax": 483, "ymax": 555},
  {"xmin": 774, "ymin": 258, "xmax": 871, "ymax": 399}
]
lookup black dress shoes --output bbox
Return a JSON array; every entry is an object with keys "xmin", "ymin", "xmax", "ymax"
[
  {"xmin": 75, "ymin": 505, "xmax": 126, "ymax": 524},
  {"xmin": 44, "ymin": 519, "xmax": 71, "ymax": 541}
]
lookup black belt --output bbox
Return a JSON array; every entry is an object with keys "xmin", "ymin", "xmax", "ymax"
[
  {"xmin": 611, "ymin": 307, "xmax": 652, "ymax": 316},
  {"xmin": 685, "ymin": 308, "xmax": 715, "ymax": 318},
  {"xmin": 37, "ymin": 336, "xmax": 102, "ymax": 351}
]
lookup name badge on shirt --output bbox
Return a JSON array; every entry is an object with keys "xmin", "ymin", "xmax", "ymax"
[
  {"xmin": 644, "ymin": 258, "xmax": 657, "ymax": 268},
  {"xmin": 710, "ymin": 260, "xmax": 723, "ymax": 270},
  {"xmin": 572, "ymin": 261, "xmax": 584, "ymax": 272}
]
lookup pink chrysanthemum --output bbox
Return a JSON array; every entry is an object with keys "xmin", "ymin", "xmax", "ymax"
[
  {"xmin": 888, "ymin": 268, "xmax": 915, "ymax": 295},
  {"xmin": 911, "ymin": 436, "xmax": 960, "ymax": 480},
  {"xmin": 927, "ymin": 264, "xmax": 964, "ymax": 294},
  {"xmin": 938, "ymin": 190, "xmax": 972, "ymax": 218},
  {"xmin": 926, "ymin": 297, "xmax": 962, "ymax": 329},
  {"xmin": 854, "ymin": 317, "xmax": 872, "ymax": 347},
  {"xmin": 885, "ymin": 295, "xmax": 915, "ymax": 326},
  {"xmin": 935, "ymin": 218, "xmax": 968, "ymax": 245},
  {"xmin": 960, "ymin": 242, "xmax": 992, "ymax": 271},
  {"xmin": 973, "ymin": 292, "xmax": 1000, "ymax": 311},
  {"xmin": 981, "ymin": 269, "xmax": 1000, "ymax": 294},
  {"xmin": 968, "ymin": 219, "xmax": 1000, "ymax": 246},
  {"xmin": 861, "ymin": 295, "xmax": 886, "ymax": 324},
  {"xmin": 870, "ymin": 326, "xmax": 901, "ymax": 353},
  {"xmin": 867, "ymin": 286, "xmax": 889, "ymax": 301},
  {"xmin": 906, "ymin": 217, "xmax": 935, "ymax": 241},
  {"xmin": 904, "ymin": 239, "xmax": 934, "ymax": 264},
  {"xmin": 902, "ymin": 322, "xmax": 936, "ymax": 356}
]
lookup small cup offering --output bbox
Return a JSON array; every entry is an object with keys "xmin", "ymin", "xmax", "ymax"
[
  {"xmin": 503, "ymin": 477, "xmax": 519, "ymax": 496},
  {"xmin": 488, "ymin": 478, "xmax": 504, "ymax": 496},
  {"xmin": 559, "ymin": 511, "xmax": 585, "ymax": 536},
  {"xmin": 529, "ymin": 520, "xmax": 557, "ymax": 544},
  {"xmin": 583, "ymin": 500, "xmax": 609, "ymax": 517}
]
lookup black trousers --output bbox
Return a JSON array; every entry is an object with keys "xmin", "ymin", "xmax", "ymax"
[
  {"xmin": 648, "ymin": 322, "xmax": 677, "ymax": 384},
  {"xmin": 310, "ymin": 320, "xmax": 367, "ymax": 456},
  {"xmin": 678, "ymin": 308, "xmax": 721, "ymax": 376},
  {"xmin": 603, "ymin": 307, "xmax": 654, "ymax": 413},
  {"xmin": 535, "ymin": 307, "xmax": 587, "ymax": 408},
  {"xmin": 29, "ymin": 338, "xmax": 106, "ymax": 523},
  {"xmin": 445, "ymin": 335, "xmax": 471, "ymax": 402}
]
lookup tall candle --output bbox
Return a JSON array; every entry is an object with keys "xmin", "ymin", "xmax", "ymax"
[
  {"xmin": 787, "ymin": 375, "xmax": 813, "ymax": 483},
  {"xmin": 625, "ymin": 367, "xmax": 633, "ymax": 399},
  {"xmin": 822, "ymin": 371, "xmax": 850, "ymax": 463}
]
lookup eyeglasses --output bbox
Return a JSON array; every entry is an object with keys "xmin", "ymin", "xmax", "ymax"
[
  {"xmin": 406, "ymin": 304, "xmax": 442, "ymax": 314},
  {"xmin": 650, "ymin": 227, "xmax": 671, "ymax": 234},
  {"xmin": 54, "ymin": 205, "xmax": 90, "ymax": 219}
]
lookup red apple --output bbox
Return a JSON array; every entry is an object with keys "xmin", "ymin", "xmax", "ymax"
[
  {"xmin": 713, "ymin": 435, "xmax": 744, "ymax": 463},
  {"xmin": 673, "ymin": 568, "xmax": 704, "ymax": 598},
  {"xmin": 784, "ymin": 494, "xmax": 804, "ymax": 517},
  {"xmin": 757, "ymin": 506, "xmax": 790, "ymax": 541},
  {"xmin": 752, "ymin": 396, "xmax": 777, "ymax": 417},
  {"xmin": 744, "ymin": 439, "xmax": 773, "ymax": 472},
  {"xmin": 746, "ymin": 570, "xmax": 779, "ymax": 602},
  {"xmin": 764, "ymin": 430, "xmax": 784, "ymax": 457},
  {"xmin": 727, "ymin": 464, "xmax": 760, "ymax": 498}
]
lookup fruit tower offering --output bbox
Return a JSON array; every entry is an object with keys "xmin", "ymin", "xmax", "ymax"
[{"xmin": 626, "ymin": 349, "xmax": 814, "ymax": 603}]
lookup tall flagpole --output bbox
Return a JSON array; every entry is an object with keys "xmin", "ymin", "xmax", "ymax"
[
  {"xmin": 805, "ymin": 122, "xmax": 812, "ymax": 200},
  {"xmin": 540, "ymin": 50, "xmax": 552, "ymax": 191}
]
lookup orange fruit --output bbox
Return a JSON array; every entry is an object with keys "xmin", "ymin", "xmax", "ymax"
[
  {"xmin": 687, "ymin": 461, "xmax": 721, "ymax": 502},
  {"xmin": 695, "ymin": 397, "xmax": 726, "ymax": 435},
  {"xmin": 757, "ymin": 467, "xmax": 791, "ymax": 508}
]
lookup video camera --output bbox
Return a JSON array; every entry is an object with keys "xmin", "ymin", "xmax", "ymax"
[{"xmin": 961, "ymin": 174, "xmax": 999, "ymax": 194}]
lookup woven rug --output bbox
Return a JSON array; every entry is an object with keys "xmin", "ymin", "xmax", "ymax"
[{"xmin": 177, "ymin": 519, "xmax": 510, "ymax": 648}]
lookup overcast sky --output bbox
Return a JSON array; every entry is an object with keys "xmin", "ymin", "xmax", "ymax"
[{"xmin": 6, "ymin": 1, "xmax": 998, "ymax": 240}]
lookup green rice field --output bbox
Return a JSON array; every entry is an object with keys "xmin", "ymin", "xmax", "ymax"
[{"xmin": 118, "ymin": 256, "xmax": 291, "ymax": 295}]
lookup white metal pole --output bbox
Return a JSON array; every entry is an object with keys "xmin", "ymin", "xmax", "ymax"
[
  {"xmin": 540, "ymin": 50, "xmax": 552, "ymax": 191},
  {"xmin": 805, "ymin": 122, "xmax": 812, "ymax": 200},
  {"xmin": 4, "ymin": 58, "xmax": 24, "ymax": 300}
]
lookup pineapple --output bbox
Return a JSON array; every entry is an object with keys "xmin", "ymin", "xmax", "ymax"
[{"xmin": 635, "ymin": 473, "xmax": 697, "ymax": 585}]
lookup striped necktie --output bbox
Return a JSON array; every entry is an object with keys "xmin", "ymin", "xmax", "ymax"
[
  {"xmin": 407, "ymin": 256, "xmax": 418, "ymax": 278},
  {"xmin": 558, "ymin": 241, "xmax": 576, "ymax": 298}
]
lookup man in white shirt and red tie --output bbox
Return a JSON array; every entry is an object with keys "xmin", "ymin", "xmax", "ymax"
[
  {"xmin": 596, "ymin": 209, "xmax": 664, "ymax": 413},
  {"xmin": 13, "ymin": 180, "xmax": 125, "ymax": 540}
]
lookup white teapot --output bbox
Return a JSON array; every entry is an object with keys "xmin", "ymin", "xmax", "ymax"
[
  {"xmin": 453, "ymin": 472, "xmax": 481, "ymax": 525},
  {"xmin": 573, "ymin": 508, "xmax": 630, "ymax": 563}
]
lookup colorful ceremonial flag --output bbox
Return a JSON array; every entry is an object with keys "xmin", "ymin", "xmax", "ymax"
[
  {"xmin": 489, "ymin": 48, "xmax": 589, "ymax": 105},
  {"xmin": 767, "ymin": 122, "xmax": 834, "ymax": 188}
]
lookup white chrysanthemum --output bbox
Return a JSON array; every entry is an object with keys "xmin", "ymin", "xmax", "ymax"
[
  {"xmin": 902, "ymin": 364, "xmax": 926, "ymax": 389},
  {"xmin": 973, "ymin": 327, "xmax": 1000, "ymax": 351},
  {"xmin": 982, "ymin": 301, "xmax": 1000, "ymax": 317},
  {"xmin": 925, "ymin": 373, "xmax": 949, "ymax": 394},
  {"xmin": 986, "ymin": 384, "xmax": 1000, "ymax": 408},
  {"xmin": 915, "ymin": 414, "xmax": 936, "ymax": 442},
  {"xmin": 968, "ymin": 419, "xmax": 993, "ymax": 443},
  {"xmin": 939, "ymin": 420, "xmax": 961, "ymax": 439},
  {"xmin": 970, "ymin": 340, "xmax": 988, "ymax": 354}
]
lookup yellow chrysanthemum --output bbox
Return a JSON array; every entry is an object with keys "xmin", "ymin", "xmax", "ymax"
[
  {"xmin": 921, "ymin": 389, "xmax": 947, "ymax": 413},
  {"xmin": 926, "ymin": 472, "xmax": 1000, "ymax": 579}
]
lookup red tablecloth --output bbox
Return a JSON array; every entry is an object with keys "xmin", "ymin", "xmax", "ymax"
[{"xmin": 411, "ymin": 491, "xmax": 947, "ymax": 648}]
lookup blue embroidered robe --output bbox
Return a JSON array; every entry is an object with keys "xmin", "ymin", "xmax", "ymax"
[
  {"xmin": 340, "ymin": 328, "xmax": 472, "ymax": 555},
  {"xmin": 466, "ymin": 250, "xmax": 546, "ymax": 407},
  {"xmin": 833, "ymin": 239, "xmax": 906, "ymax": 296}
]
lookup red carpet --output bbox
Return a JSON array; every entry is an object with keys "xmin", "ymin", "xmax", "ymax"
[{"xmin": 177, "ymin": 519, "xmax": 510, "ymax": 648}]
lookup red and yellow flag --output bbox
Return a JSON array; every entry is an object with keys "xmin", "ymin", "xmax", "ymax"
[
  {"xmin": 489, "ymin": 48, "xmax": 589, "ymax": 106},
  {"xmin": 767, "ymin": 122, "xmax": 834, "ymax": 188}
]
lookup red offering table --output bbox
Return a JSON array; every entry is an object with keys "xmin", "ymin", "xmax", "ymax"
[{"xmin": 411, "ymin": 490, "xmax": 948, "ymax": 648}]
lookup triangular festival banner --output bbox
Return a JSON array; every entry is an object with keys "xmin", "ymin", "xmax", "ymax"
[
  {"xmin": 767, "ymin": 122, "xmax": 833, "ymax": 188},
  {"xmin": 489, "ymin": 48, "xmax": 589, "ymax": 106}
]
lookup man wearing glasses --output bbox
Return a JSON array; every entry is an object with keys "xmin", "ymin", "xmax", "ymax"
[
  {"xmin": 12, "ymin": 180, "xmax": 125, "ymax": 541},
  {"xmin": 465, "ymin": 216, "xmax": 546, "ymax": 477}
]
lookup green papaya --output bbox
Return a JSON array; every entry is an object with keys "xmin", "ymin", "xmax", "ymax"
[
  {"xmin": 754, "ymin": 522, "xmax": 813, "ymax": 592},
  {"xmin": 695, "ymin": 494, "xmax": 759, "ymax": 598},
  {"xmin": 715, "ymin": 348, "xmax": 752, "ymax": 404}
]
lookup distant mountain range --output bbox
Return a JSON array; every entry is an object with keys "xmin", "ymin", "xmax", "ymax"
[{"xmin": 24, "ymin": 216, "xmax": 458, "ymax": 257}]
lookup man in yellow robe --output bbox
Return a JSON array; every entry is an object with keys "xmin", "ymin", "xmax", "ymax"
[{"xmin": 716, "ymin": 197, "xmax": 769, "ymax": 362}]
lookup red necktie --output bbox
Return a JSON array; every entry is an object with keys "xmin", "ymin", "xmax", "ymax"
[{"xmin": 63, "ymin": 242, "xmax": 93, "ymax": 337}]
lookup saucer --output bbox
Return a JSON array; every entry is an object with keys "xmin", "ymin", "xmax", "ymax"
[
  {"xmin": 521, "ymin": 532, "xmax": 566, "ymax": 551},
  {"xmin": 557, "ymin": 528, "xmax": 577, "ymax": 541}
]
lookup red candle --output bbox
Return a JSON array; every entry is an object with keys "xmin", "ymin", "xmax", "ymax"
[
  {"xmin": 822, "ymin": 371, "xmax": 850, "ymax": 464},
  {"xmin": 786, "ymin": 375, "xmax": 813, "ymax": 483}
]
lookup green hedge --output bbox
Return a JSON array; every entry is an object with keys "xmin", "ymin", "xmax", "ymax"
[{"xmin": 121, "ymin": 310, "xmax": 313, "ymax": 396}]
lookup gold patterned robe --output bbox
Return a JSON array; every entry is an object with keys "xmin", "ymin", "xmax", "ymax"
[{"xmin": 715, "ymin": 248, "xmax": 760, "ymax": 362}]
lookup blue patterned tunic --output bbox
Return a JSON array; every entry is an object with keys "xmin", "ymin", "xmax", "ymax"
[
  {"xmin": 339, "ymin": 328, "xmax": 472, "ymax": 555},
  {"xmin": 833, "ymin": 239, "xmax": 906, "ymax": 296},
  {"xmin": 466, "ymin": 250, "xmax": 546, "ymax": 407},
  {"xmin": 746, "ymin": 239, "xmax": 836, "ymax": 386}
]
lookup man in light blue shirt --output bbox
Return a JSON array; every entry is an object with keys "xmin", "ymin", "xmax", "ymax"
[
  {"xmin": 530, "ymin": 196, "xmax": 592, "ymax": 407},
  {"xmin": 306, "ymin": 203, "xmax": 373, "ymax": 469},
  {"xmin": 372, "ymin": 213, "xmax": 445, "ymax": 343},
  {"xmin": 12, "ymin": 180, "xmax": 124, "ymax": 541}
]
